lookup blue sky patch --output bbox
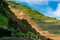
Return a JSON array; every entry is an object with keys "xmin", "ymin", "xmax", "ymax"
[{"xmin": 48, "ymin": 1, "xmax": 59, "ymax": 11}]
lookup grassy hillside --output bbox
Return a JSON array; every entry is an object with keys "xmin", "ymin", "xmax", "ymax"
[
  {"xmin": 0, "ymin": 0, "xmax": 53, "ymax": 40},
  {"xmin": 7, "ymin": 1, "xmax": 60, "ymax": 35}
]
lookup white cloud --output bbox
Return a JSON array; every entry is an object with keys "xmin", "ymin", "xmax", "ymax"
[
  {"xmin": 46, "ymin": 3, "xmax": 60, "ymax": 19},
  {"xmin": 52, "ymin": 3, "xmax": 60, "ymax": 17},
  {"xmin": 16, "ymin": 0, "xmax": 60, "ymax": 4},
  {"xmin": 15, "ymin": 0, "xmax": 49, "ymax": 5},
  {"xmin": 20, "ymin": 0, "xmax": 48, "ymax": 3}
]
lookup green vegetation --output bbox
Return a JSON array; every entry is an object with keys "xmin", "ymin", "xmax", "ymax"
[
  {"xmin": 0, "ymin": 12, "xmax": 8, "ymax": 26},
  {"xmin": 9, "ymin": 27, "xmax": 23, "ymax": 37},
  {"xmin": 26, "ymin": 32, "xmax": 35, "ymax": 37}
]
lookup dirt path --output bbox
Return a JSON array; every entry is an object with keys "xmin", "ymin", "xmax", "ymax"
[{"xmin": 9, "ymin": 6, "xmax": 60, "ymax": 40}]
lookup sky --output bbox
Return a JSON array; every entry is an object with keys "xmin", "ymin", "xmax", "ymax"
[{"xmin": 12, "ymin": 0, "xmax": 60, "ymax": 19}]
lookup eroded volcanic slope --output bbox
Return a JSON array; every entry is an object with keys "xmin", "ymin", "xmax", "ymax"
[
  {"xmin": 7, "ymin": 1, "xmax": 60, "ymax": 40},
  {"xmin": 7, "ymin": 1, "xmax": 60, "ymax": 35},
  {"xmin": 0, "ymin": 0, "xmax": 52, "ymax": 40},
  {"xmin": 0, "ymin": 0, "xmax": 60, "ymax": 40}
]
